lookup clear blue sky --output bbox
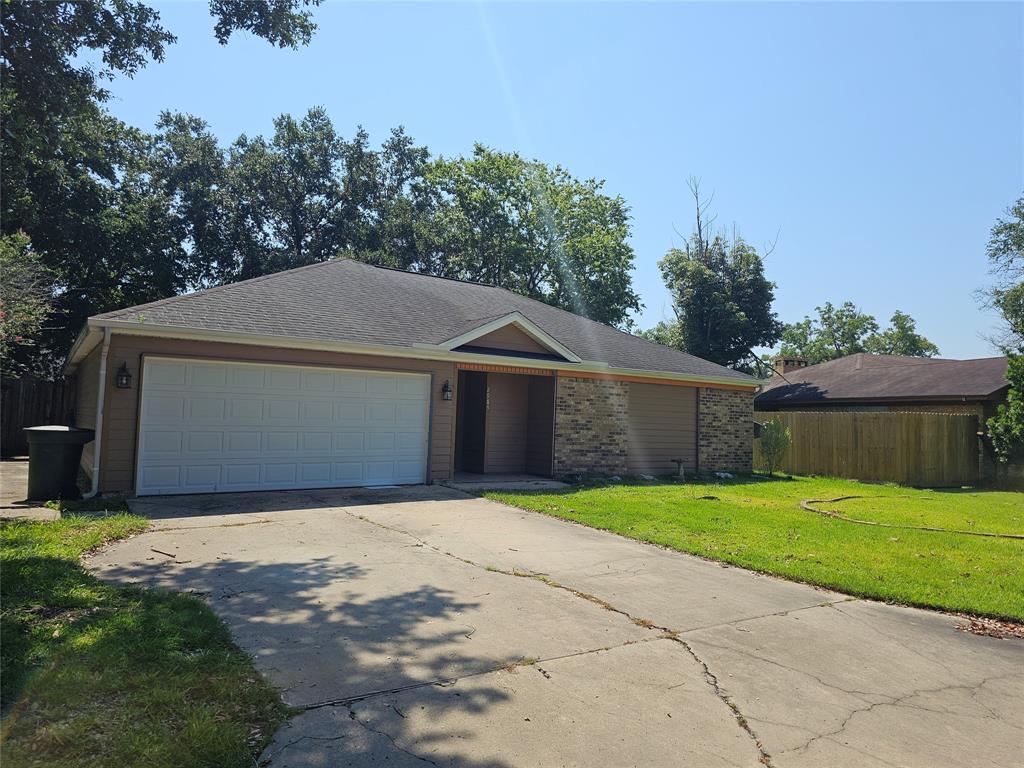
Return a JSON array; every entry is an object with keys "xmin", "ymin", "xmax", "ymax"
[{"xmin": 100, "ymin": 1, "xmax": 1022, "ymax": 359}]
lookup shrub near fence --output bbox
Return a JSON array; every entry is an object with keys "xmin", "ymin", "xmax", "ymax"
[
  {"xmin": 754, "ymin": 411, "xmax": 979, "ymax": 487},
  {"xmin": 1, "ymin": 377, "xmax": 75, "ymax": 456}
]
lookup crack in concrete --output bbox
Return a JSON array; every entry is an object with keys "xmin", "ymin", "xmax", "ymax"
[
  {"xmin": 327, "ymin": 501, "xmax": 777, "ymax": 767},
  {"xmin": 783, "ymin": 674, "xmax": 1017, "ymax": 758},
  {"xmin": 150, "ymin": 518, "xmax": 276, "ymax": 532},
  {"xmin": 830, "ymin": 602, "xmax": 961, "ymax": 677},
  {"xmin": 676, "ymin": 597, "xmax": 859, "ymax": 637},
  {"xmin": 299, "ymin": 637, "xmax": 663, "ymax": 711},
  {"xmin": 263, "ymin": 732, "xmax": 347, "ymax": 763},
  {"xmin": 343, "ymin": 704, "xmax": 441, "ymax": 767},
  {"xmin": 687, "ymin": 637, "xmax": 894, "ymax": 703}
]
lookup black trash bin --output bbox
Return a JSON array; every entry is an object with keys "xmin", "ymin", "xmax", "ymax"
[{"xmin": 23, "ymin": 426, "xmax": 95, "ymax": 501}]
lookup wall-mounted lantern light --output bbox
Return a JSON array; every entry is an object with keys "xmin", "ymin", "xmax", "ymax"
[
  {"xmin": 441, "ymin": 379, "xmax": 453, "ymax": 401},
  {"xmin": 115, "ymin": 362, "xmax": 132, "ymax": 389}
]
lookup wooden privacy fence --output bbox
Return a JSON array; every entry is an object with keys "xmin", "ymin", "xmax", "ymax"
[
  {"xmin": 1, "ymin": 377, "xmax": 76, "ymax": 457},
  {"xmin": 754, "ymin": 411, "xmax": 980, "ymax": 487}
]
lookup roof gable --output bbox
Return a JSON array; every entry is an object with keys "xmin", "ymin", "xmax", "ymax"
[{"xmin": 436, "ymin": 312, "xmax": 582, "ymax": 362}]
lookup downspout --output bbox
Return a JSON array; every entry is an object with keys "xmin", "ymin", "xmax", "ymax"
[{"xmin": 82, "ymin": 327, "xmax": 111, "ymax": 499}]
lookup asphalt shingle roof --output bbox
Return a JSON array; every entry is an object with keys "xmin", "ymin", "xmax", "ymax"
[
  {"xmin": 756, "ymin": 353, "xmax": 1010, "ymax": 405},
  {"xmin": 94, "ymin": 258, "xmax": 753, "ymax": 383}
]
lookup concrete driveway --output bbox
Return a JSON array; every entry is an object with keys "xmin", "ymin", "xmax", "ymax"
[{"xmin": 89, "ymin": 486, "xmax": 1023, "ymax": 768}]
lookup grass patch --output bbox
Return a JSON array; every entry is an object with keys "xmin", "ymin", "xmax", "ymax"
[
  {"xmin": 0, "ymin": 516, "xmax": 288, "ymax": 767},
  {"xmin": 486, "ymin": 476, "xmax": 1024, "ymax": 621}
]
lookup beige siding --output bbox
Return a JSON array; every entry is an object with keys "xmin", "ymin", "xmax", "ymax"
[
  {"xmin": 627, "ymin": 382, "xmax": 697, "ymax": 475},
  {"xmin": 484, "ymin": 373, "xmax": 529, "ymax": 473},
  {"xmin": 75, "ymin": 345, "xmax": 102, "ymax": 477},
  {"xmin": 469, "ymin": 325, "xmax": 551, "ymax": 354},
  {"xmin": 98, "ymin": 335, "xmax": 456, "ymax": 493}
]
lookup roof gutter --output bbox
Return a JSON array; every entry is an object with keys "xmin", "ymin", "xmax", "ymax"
[
  {"xmin": 82, "ymin": 326, "xmax": 111, "ymax": 499},
  {"xmin": 80, "ymin": 318, "xmax": 760, "ymax": 390}
]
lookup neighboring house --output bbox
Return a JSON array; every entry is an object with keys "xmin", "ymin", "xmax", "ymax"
[
  {"xmin": 65, "ymin": 259, "xmax": 756, "ymax": 496},
  {"xmin": 756, "ymin": 353, "xmax": 1010, "ymax": 419}
]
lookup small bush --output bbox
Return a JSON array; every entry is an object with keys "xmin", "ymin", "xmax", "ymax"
[{"xmin": 758, "ymin": 419, "xmax": 792, "ymax": 476}]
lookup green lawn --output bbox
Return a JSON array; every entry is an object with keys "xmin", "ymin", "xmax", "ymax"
[
  {"xmin": 0, "ymin": 514, "xmax": 287, "ymax": 767},
  {"xmin": 486, "ymin": 476, "xmax": 1024, "ymax": 621}
]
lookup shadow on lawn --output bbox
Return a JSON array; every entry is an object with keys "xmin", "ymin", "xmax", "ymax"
[{"xmin": 95, "ymin": 554, "xmax": 516, "ymax": 767}]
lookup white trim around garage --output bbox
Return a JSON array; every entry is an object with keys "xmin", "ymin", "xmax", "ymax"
[{"xmin": 134, "ymin": 356, "xmax": 432, "ymax": 495}]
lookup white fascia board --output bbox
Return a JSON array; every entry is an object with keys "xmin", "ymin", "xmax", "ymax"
[
  {"xmin": 63, "ymin": 326, "xmax": 104, "ymax": 372},
  {"xmin": 87, "ymin": 318, "xmax": 758, "ymax": 389},
  {"xmin": 435, "ymin": 311, "xmax": 583, "ymax": 363}
]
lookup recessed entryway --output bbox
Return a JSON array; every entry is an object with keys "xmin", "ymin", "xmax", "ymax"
[{"xmin": 454, "ymin": 370, "xmax": 555, "ymax": 477}]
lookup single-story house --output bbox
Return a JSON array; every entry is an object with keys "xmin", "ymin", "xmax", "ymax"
[
  {"xmin": 65, "ymin": 258, "xmax": 756, "ymax": 496},
  {"xmin": 756, "ymin": 353, "xmax": 1010, "ymax": 418}
]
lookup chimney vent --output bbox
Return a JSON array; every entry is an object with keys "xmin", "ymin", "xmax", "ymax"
[{"xmin": 773, "ymin": 356, "xmax": 808, "ymax": 376}]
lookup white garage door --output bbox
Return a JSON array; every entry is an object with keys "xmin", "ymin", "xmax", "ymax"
[{"xmin": 136, "ymin": 357, "xmax": 431, "ymax": 496}]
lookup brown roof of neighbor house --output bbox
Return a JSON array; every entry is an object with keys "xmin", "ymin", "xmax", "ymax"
[
  {"xmin": 90, "ymin": 258, "xmax": 755, "ymax": 383},
  {"xmin": 755, "ymin": 353, "xmax": 1010, "ymax": 405}
]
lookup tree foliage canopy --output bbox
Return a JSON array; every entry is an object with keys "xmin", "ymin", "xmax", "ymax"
[
  {"xmin": 1, "ymin": 2, "xmax": 641, "ymax": 372},
  {"xmin": 0, "ymin": 233, "xmax": 55, "ymax": 375},
  {"xmin": 984, "ymin": 195, "xmax": 1024, "ymax": 347},
  {"xmin": 645, "ymin": 182, "xmax": 781, "ymax": 371},
  {"xmin": 777, "ymin": 302, "xmax": 938, "ymax": 365},
  {"xmin": 983, "ymin": 195, "xmax": 1024, "ymax": 463}
]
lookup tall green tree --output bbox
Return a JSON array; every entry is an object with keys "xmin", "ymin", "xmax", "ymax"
[
  {"xmin": 983, "ymin": 195, "xmax": 1024, "ymax": 347},
  {"xmin": 778, "ymin": 302, "xmax": 938, "ymax": 364},
  {"xmin": 983, "ymin": 195, "xmax": 1024, "ymax": 464},
  {"xmin": 864, "ymin": 311, "xmax": 940, "ymax": 357},
  {"xmin": 647, "ymin": 182, "xmax": 781, "ymax": 370},
  {"xmin": 423, "ymin": 146, "xmax": 641, "ymax": 326},
  {"xmin": 0, "ymin": 0, "xmax": 321, "ymax": 370},
  {"xmin": 0, "ymin": 233, "xmax": 55, "ymax": 376}
]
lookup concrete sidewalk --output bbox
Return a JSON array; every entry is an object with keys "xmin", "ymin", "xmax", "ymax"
[
  {"xmin": 88, "ymin": 485, "xmax": 1023, "ymax": 768},
  {"xmin": 0, "ymin": 458, "xmax": 59, "ymax": 520}
]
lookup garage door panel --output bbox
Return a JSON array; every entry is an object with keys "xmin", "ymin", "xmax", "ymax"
[
  {"xmin": 189, "ymin": 363, "xmax": 228, "ymax": 387},
  {"xmin": 368, "ymin": 403, "xmax": 396, "ymax": 424},
  {"xmin": 189, "ymin": 397, "xmax": 226, "ymax": 421},
  {"xmin": 147, "ymin": 396, "xmax": 185, "ymax": 421},
  {"xmin": 144, "ymin": 430, "xmax": 183, "ymax": 454},
  {"xmin": 137, "ymin": 358, "xmax": 430, "ymax": 495},
  {"xmin": 267, "ymin": 369, "xmax": 300, "ymax": 390},
  {"xmin": 147, "ymin": 360, "xmax": 188, "ymax": 387},
  {"xmin": 300, "ymin": 463, "xmax": 332, "ymax": 482},
  {"xmin": 228, "ymin": 432, "xmax": 261, "ymax": 452},
  {"xmin": 226, "ymin": 464, "xmax": 261, "ymax": 486},
  {"xmin": 185, "ymin": 465, "xmax": 221, "ymax": 488},
  {"xmin": 302, "ymin": 401, "xmax": 333, "ymax": 422},
  {"xmin": 264, "ymin": 464, "xmax": 297, "ymax": 484},
  {"xmin": 228, "ymin": 398, "xmax": 263, "ymax": 421},
  {"xmin": 302, "ymin": 432, "xmax": 332, "ymax": 452},
  {"xmin": 265, "ymin": 432, "xmax": 300, "ymax": 453},
  {"xmin": 266, "ymin": 399, "xmax": 300, "ymax": 421},
  {"xmin": 302, "ymin": 370, "xmax": 335, "ymax": 391},
  {"xmin": 187, "ymin": 432, "xmax": 223, "ymax": 453},
  {"xmin": 229, "ymin": 366, "xmax": 266, "ymax": 388},
  {"xmin": 334, "ymin": 432, "xmax": 364, "ymax": 452}
]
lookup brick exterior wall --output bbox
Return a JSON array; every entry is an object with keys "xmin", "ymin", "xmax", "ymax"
[
  {"xmin": 698, "ymin": 388, "xmax": 754, "ymax": 473},
  {"xmin": 553, "ymin": 377, "xmax": 629, "ymax": 477}
]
